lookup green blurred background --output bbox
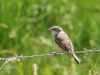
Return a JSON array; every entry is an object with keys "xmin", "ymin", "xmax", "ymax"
[{"xmin": 0, "ymin": 0, "xmax": 100, "ymax": 75}]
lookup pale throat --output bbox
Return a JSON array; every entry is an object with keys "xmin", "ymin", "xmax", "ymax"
[{"xmin": 51, "ymin": 31, "xmax": 59, "ymax": 36}]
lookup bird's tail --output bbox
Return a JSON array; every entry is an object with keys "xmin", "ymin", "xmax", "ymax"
[{"xmin": 72, "ymin": 53, "xmax": 80, "ymax": 64}]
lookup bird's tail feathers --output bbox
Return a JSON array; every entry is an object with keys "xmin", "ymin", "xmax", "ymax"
[{"xmin": 72, "ymin": 53, "xmax": 80, "ymax": 64}]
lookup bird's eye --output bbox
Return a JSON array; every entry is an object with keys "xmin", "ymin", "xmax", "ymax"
[
  {"xmin": 54, "ymin": 28, "xmax": 57, "ymax": 30},
  {"xmin": 53, "ymin": 29, "xmax": 56, "ymax": 31}
]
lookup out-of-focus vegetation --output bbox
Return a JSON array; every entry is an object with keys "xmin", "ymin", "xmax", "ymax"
[{"xmin": 0, "ymin": 0, "xmax": 100, "ymax": 75}]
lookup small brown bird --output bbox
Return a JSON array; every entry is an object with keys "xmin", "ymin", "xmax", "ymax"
[{"xmin": 48, "ymin": 26, "xmax": 80, "ymax": 64}]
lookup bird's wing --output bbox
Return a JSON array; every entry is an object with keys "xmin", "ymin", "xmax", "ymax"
[{"xmin": 55, "ymin": 31, "xmax": 74, "ymax": 53}]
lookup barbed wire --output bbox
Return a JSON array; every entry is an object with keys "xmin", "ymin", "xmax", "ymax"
[{"xmin": 0, "ymin": 48, "xmax": 100, "ymax": 69}]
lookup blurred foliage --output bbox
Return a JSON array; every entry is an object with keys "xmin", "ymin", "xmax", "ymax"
[{"xmin": 0, "ymin": 0, "xmax": 100, "ymax": 75}]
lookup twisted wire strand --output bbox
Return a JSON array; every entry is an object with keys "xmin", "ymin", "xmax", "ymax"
[{"xmin": 0, "ymin": 48, "xmax": 100, "ymax": 69}]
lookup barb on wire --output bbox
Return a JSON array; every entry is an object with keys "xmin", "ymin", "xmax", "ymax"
[{"xmin": 0, "ymin": 48, "xmax": 100, "ymax": 69}]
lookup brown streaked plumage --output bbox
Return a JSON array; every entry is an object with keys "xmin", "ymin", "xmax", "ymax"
[{"xmin": 48, "ymin": 26, "xmax": 80, "ymax": 64}]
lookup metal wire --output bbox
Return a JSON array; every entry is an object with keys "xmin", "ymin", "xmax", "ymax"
[{"xmin": 0, "ymin": 48, "xmax": 100, "ymax": 69}]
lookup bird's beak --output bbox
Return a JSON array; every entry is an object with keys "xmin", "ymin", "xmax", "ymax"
[{"xmin": 48, "ymin": 28, "xmax": 52, "ymax": 31}]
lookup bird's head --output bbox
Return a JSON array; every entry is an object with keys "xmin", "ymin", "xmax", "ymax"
[{"xmin": 48, "ymin": 26, "xmax": 63, "ymax": 35}]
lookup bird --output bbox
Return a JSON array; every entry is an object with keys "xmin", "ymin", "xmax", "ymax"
[{"xmin": 48, "ymin": 26, "xmax": 80, "ymax": 64}]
